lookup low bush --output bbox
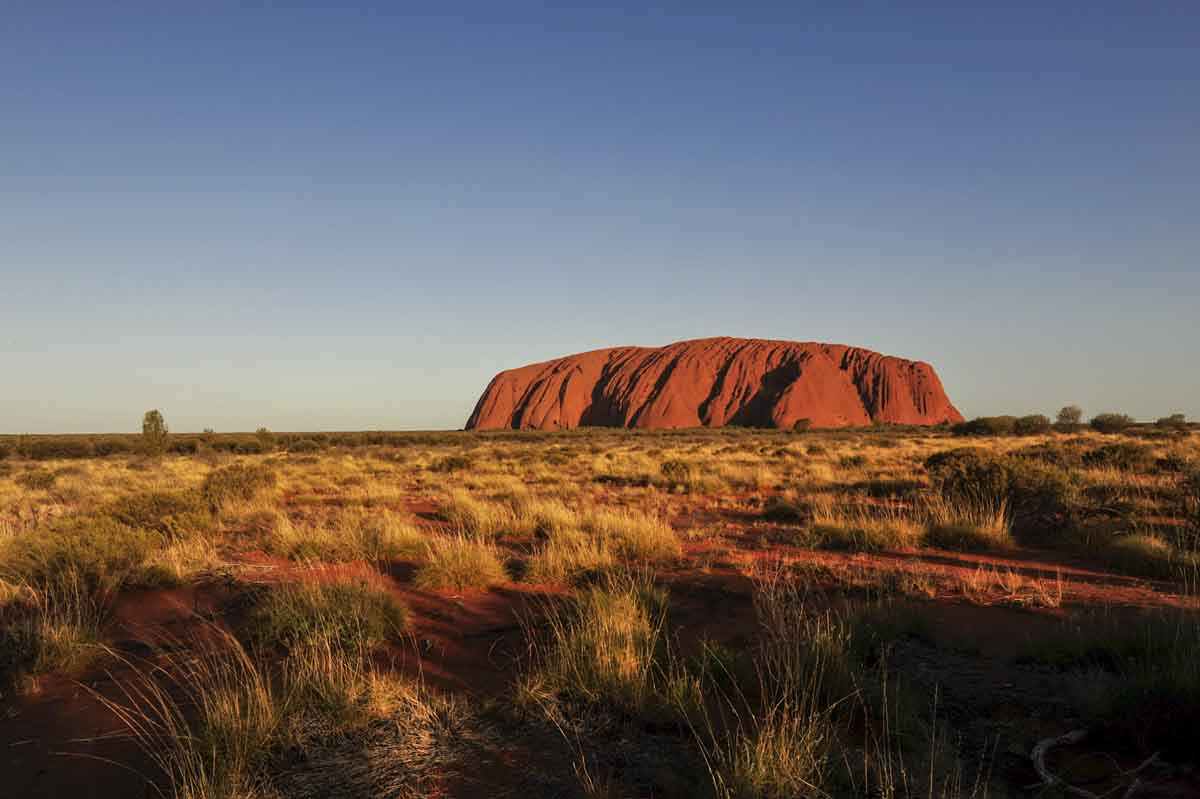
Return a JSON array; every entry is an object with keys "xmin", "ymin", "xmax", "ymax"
[
  {"xmin": 1082, "ymin": 442, "xmax": 1155, "ymax": 472},
  {"xmin": 201, "ymin": 462, "xmax": 277, "ymax": 508},
  {"xmin": 1012, "ymin": 441, "xmax": 1087, "ymax": 469},
  {"xmin": 428, "ymin": 454, "xmax": 473, "ymax": 473},
  {"xmin": 104, "ymin": 490, "xmax": 211, "ymax": 538},
  {"xmin": 1100, "ymin": 534, "xmax": 1177, "ymax": 579},
  {"xmin": 1021, "ymin": 610, "xmax": 1200, "ymax": 762},
  {"xmin": 762, "ymin": 492, "xmax": 810, "ymax": 523},
  {"xmin": 925, "ymin": 449, "xmax": 1078, "ymax": 539},
  {"xmin": 15, "ymin": 469, "xmax": 57, "ymax": 491},
  {"xmin": 1, "ymin": 515, "xmax": 162, "ymax": 596}
]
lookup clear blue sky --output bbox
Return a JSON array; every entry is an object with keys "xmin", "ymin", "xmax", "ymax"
[{"xmin": 2, "ymin": 2, "xmax": 1197, "ymax": 433}]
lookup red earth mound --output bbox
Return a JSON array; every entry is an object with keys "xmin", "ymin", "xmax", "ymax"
[{"xmin": 466, "ymin": 336, "xmax": 963, "ymax": 430}]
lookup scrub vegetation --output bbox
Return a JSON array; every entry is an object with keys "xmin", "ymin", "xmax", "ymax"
[{"xmin": 1, "ymin": 421, "xmax": 1197, "ymax": 797}]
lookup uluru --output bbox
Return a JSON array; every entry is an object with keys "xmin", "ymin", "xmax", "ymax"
[{"xmin": 466, "ymin": 337, "xmax": 963, "ymax": 430}]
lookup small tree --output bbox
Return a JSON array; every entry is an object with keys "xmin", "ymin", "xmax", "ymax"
[
  {"xmin": 142, "ymin": 410, "xmax": 169, "ymax": 456},
  {"xmin": 1056, "ymin": 405, "xmax": 1083, "ymax": 429},
  {"xmin": 256, "ymin": 427, "xmax": 276, "ymax": 451},
  {"xmin": 1156, "ymin": 413, "xmax": 1187, "ymax": 429}
]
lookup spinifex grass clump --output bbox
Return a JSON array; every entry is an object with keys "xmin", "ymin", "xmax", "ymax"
[
  {"xmin": 246, "ymin": 575, "xmax": 409, "ymax": 654},
  {"xmin": 519, "ymin": 571, "xmax": 676, "ymax": 717},
  {"xmin": 808, "ymin": 497, "xmax": 922, "ymax": 552},
  {"xmin": 266, "ymin": 508, "xmax": 428, "ymax": 563},
  {"xmin": 923, "ymin": 493, "xmax": 1012, "ymax": 551},
  {"xmin": 413, "ymin": 533, "xmax": 508, "ymax": 591},
  {"xmin": 581, "ymin": 507, "xmax": 682, "ymax": 562}
]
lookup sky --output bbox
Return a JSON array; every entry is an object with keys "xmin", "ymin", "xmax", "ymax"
[{"xmin": 2, "ymin": 2, "xmax": 1197, "ymax": 433}]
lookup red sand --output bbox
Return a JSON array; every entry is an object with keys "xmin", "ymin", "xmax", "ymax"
[{"xmin": 467, "ymin": 336, "xmax": 963, "ymax": 430}]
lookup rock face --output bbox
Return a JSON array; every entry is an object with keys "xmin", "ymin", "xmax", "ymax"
[{"xmin": 466, "ymin": 337, "xmax": 963, "ymax": 430}]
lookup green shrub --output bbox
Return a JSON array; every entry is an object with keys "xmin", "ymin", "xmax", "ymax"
[
  {"xmin": 1013, "ymin": 414, "xmax": 1052, "ymax": 435},
  {"xmin": 924, "ymin": 449, "xmax": 1077, "ymax": 538},
  {"xmin": 201, "ymin": 462, "xmax": 277, "ymax": 508},
  {"xmin": 1090, "ymin": 413, "xmax": 1135, "ymax": 434},
  {"xmin": 2, "ymin": 515, "xmax": 161, "ymax": 595}
]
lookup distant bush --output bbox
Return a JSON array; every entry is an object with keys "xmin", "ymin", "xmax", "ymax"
[
  {"xmin": 201, "ymin": 462, "xmax": 277, "ymax": 508},
  {"xmin": 1012, "ymin": 441, "xmax": 1087, "ymax": 469},
  {"xmin": 951, "ymin": 416, "xmax": 1017, "ymax": 436},
  {"xmin": 838, "ymin": 454, "xmax": 868, "ymax": 469},
  {"xmin": 1055, "ymin": 405, "xmax": 1084, "ymax": 431},
  {"xmin": 1090, "ymin": 413, "xmax": 1135, "ymax": 434},
  {"xmin": 1156, "ymin": 413, "xmax": 1188, "ymax": 430},
  {"xmin": 1013, "ymin": 414, "xmax": 1052, "ymax": 436},
  {"xmin": 92, "ymin": 437, "xmax": 136, "ymax": 457},
  {"xmin": 660, "ymin": 459, "xmax": 695, "ymax": 486},
  {"xmin": 25, "ymin": 437, "xmax": 95, "ymax": 460},
  {"xmin": 167, "ymin": 438, "xmax": 199, "ymax": 455},
  {"xmin": 287, "ymin": 438, "xmax": 321, "ymax": 454},
  {"xmin": 0, "ymin": 441, "xmax": 11, "ymax": 460}
]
